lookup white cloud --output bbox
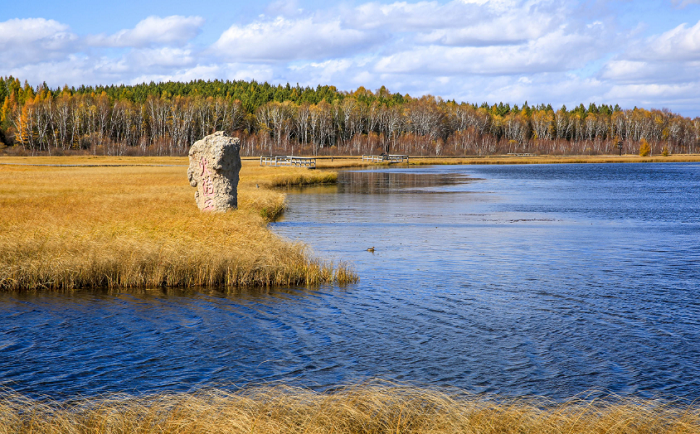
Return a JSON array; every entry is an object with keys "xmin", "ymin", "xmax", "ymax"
[
  {"xmin": 600, "ymin": 59, "xmax": 700, "ymax": 84},
  {"xmin": 348, "ymin": 0, "xmax": 562, "ymax": 39},
  {"xmin": 594, "ymin": 17, "xmax": 700, "ymax": 112},
  {"xmin": 375, "ymin": 26, "xmax": 608, "ymax": 75},
  {"xmin": 212, "ymin": 17, "xmax": 379, "ymax": 62},
  {"xmin": 603, "ymin": 82, "xmax": 700, "ymax": 112},
  {"xmin": 416, "ymin": 22, "xmax": 548, "ymax": 47},
  {"xmin": 4, "ymin": 57, "xmax": 125, "ymax": 87},
  {"xmin": 636, "ymin": 19, "xmax": 700, "ymax": 61},
  {"xmin": 0, "ymin": 18, "xmax": 78, "ymax": 67},
  {"xmin": 265, "ymin": 0, "xmax": 303, "ymax": 17},
  {"xmin": 288, "ymin": 59, "xmax": 357, "ymax": 85},
  {"xmin": 3, "ymin": 0, "xmax": 700, "ymax": 116},
  {"xmin": 133, "ymin": 62, "xmax": 276, "ymax": 85},
  {"xmin": 127, "ymin": 47, "xmax": 197, "ymax": 69},
  {"xmin": 350, "ymin": 1, "xmax": 470, "ymax": 31},
  {"xmin": 131, "ymin": 65, "xmax": 224, "ymax": 85},
  {"xmin": 600, "ymin": 60, "xmax": 651, "ymax": 80},
  {"xmin": 87, "ymin": 15, "xmax": 205, "ymax": 48}
]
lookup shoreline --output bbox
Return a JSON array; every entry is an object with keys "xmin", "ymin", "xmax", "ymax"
[
  {"xmin": 2, "ymin": 153, "xmax": 699, "ymax": 173},
  {"xmin": 309, "ymin": 154, "xmax": 700, "ymax": 169}
]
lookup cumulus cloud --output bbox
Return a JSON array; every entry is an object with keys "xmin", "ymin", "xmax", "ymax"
[
  {"xmin": 375, "ymin": 26, "xmax": 608, "ymax": 75},
  {"xmin": 349, "ymin": 1, "xmax": 471, "ymax": 31},
  {"xmin": 127, "ymin": 47, "xmax": 197, "ymax": 69},
  {"xmin": 0, "ymin": 18, "xmax": 78, "ymax": 67},
  {"xmin": 4, "ymin": 57, "xmax": 126, "ymax": 88},
  {"xmin": 604, "ymin": 82, "xmax": 700, "ymax": 112},
  {"xmin": 348, "ymin": 0, "xmax": 562, "ymax": 39},
  {"xmin": 4, "ymin": 0, "xmax": 700, "ymax": 115},
  {"xmin": 265, "ymin": 0, "xmax": 303, "ymax": 17},
  {"xmin": 131, "ymin": 65, "xmax": 224, "ymax": 86},
  {"xmin": 132, "ymin": 63, "xmax": 276, "ymax": 87},
  {"xmin": 87, "ymin": 15, "xmax": 205, "ymax": 48},
  {"xmin": 288, "ymin": 59, "xmax": 358, "ymax": 86},
  {"xmin": 600, "ymin": 59, "xmax": 700, "ymax": 85},
  {"xmin": 596, "ymin": 17, "xmax": 700, "ymax": 109},
  {"xmin": 0, "ymin": 16, "xmax": 204, "ymax": 86},
  {"xmin": 416, "ymin": 23, "xmax": 547, "ymax": 47},
  {"xmin": 212, "ymin": 17, "xmax": 380, "ymax": 62},
  {"xmin": 634, "ymin": 19, "xmax": 700, "ymax": 61}
]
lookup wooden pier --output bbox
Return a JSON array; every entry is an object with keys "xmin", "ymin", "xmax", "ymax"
[
  {"xmin": 361, "ymin": 154, "xmax": 410, "ymax": 164},
  {"xmin": 506, "ymin": 153, "xmax": 537, "ymax": 157},
  {"xmin": 259, "ymin": 156, "xmax": 316, "ymax": 169}
]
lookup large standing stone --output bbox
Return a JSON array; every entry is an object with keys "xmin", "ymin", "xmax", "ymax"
[{"xmin": 187, "ymin": 132, "xmax": 241, "ymax": 212}]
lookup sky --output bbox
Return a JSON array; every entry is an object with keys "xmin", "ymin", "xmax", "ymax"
[{"xmin": 2, "ymin": 0, "xmax": 700, "ymax": 116}]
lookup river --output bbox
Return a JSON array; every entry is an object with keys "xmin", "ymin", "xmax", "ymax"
[{"xmin": 1, "ymin": 163, "xmax": 699, "ymax": 400}]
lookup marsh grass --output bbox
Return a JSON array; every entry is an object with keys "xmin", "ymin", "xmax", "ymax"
[
  {"xmin": 400, "ymin": 154, "xmax": 700, "ymax": 166},
  {"xmin": 0, "ymin": 384, "xmax": 698, "ymax": 433},
  {"xmin": 241, "ymin": 165, "xmax": 338, "ymax": 188},
  {"xmin": 0, "ymin": 159, "xmax": 354, "ymax": 291},
  {"xmin": 307, "ymin": 154, "xmax": 700, "ymax": 169}
]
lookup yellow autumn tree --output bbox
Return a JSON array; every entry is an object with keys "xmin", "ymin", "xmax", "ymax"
[{"xmin": 639, "ymin": 138, "xmax": 651, "ymax": 156}]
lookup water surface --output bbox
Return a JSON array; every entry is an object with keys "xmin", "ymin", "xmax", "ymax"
[{"xmin": 1, "ymin": 163, "xmax": 699, "ymax": 400}]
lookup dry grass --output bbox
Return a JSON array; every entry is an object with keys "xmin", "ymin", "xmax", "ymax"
[
  {"xmin": 0, "ymin": 384, "xmax": 698, "ymax": 433},
  {"xmin": 0, "ymin": 159, "xmax": 354, "ymax": 291},
  {"xmin": 0, "ymin": 155, "xmax": 190, "ymax": 166},
  {"xmin": 303, "ymin": 154, "xmax": 700, "ymax": 169},
  {"xmin": 240, "ymin": 164, "xmax": 338, "ymax": 188},
  {"xmin": 406, "ymin": 154, "xmax": 700, "ymax": 166}
]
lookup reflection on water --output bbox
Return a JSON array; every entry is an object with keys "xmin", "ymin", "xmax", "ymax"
[
  {"xmin": 336, "ymin": 170, "xmax": 476, "ymax": 194},
  {"xmin": 285, "ymin": 170, "xmax": 476, "ymax": 196},
  {"xmin": 1, "ymin": 163, "xmax": 699, "ymax": 401}
]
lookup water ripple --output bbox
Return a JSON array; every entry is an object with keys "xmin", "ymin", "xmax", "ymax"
[{"xmin": 1, "ymin": 163, "xmax": 699, "ymax": 400}]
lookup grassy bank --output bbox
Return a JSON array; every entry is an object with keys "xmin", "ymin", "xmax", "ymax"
[
  {"xmin": 303, "ymin": 154, "xmax": 700, "ymax": 169},
  {"xmin": 1, "ymin": 384, "xmax": 698, "ymax": 433},
  {"xmin": 0, "ymin": 158, "xmax": 352, "ymax": 291},
  {"xmin": 406, "ymin": 154, "xmax": 700, "ymax": 166}
]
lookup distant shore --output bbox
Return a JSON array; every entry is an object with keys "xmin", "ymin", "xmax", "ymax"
[
  {"xmin": 297, "ymin": 153, "xmax": 700, "ymax": 169},
  {"xmin": 3, "ymin": 153, "xmax": 699, "ymax": 168}
]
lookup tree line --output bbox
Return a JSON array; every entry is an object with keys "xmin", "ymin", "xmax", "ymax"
[{"xmin": 1, "ymin": 76, "xmax": 699, "ymax": 157}]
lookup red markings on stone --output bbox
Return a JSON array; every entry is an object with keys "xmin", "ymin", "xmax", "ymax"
[{"xmin": 199, "ymin": 157, "xmax": 216, "ymax": 211}]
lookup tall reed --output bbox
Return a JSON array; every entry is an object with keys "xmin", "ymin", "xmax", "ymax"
[
  {"xmin": 0, "ymin": 383, "xmax": 697, "ymax": 433},
  {"xmin": 0, "ymin": 160, "xmax": 354, "ymax": 291},
  {"xmin": 403, "ymin": 154, "xmax": 700, "ymax": 166}
]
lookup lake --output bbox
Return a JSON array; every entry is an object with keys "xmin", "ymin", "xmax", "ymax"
[{"xmin": 1, "ymin": 163, "xmax": 699, "ymax": 400}]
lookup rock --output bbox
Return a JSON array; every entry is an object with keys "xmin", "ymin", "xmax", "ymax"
[{"xmin": 187, "ymin": 132, "xmax": 242, "ymax": 212}]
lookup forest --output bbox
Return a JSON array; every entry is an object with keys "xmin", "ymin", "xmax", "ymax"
[{"xmin": 1, "ymin": 76, "xmax": 698, "ymax": 157}]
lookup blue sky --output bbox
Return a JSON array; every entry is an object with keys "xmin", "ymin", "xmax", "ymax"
[{"xmin": 2, "ymin": 0, "xmax": 700, "ymax": 115}]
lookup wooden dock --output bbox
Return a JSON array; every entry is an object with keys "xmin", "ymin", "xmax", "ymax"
[
  {"xmin": 507, "ymin": 153, "xmax": 537, "ymax": 157},
  {"xmin": 361, "ymin": 154, "xmax": 410, "ymax": 164},
  {"xmin": 259, "ymin": 156, "xmax": 316, "ymax": 169}
]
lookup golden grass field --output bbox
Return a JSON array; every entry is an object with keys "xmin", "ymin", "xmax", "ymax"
[
  {"xmin": 0, "ymin": 157, "xmax": 353, "ymax": 290},
  {"xmin": 294, "ymin": 154, "xmax": 700, "ymax": 169},
  {"xmin": 243, "ymin": 154, "xmax": 700, "ymax": 169},
  {"xmin": 1, "ymin": 383, "xmax": 698, "ymax": 434},
  {"xmin": 403, "ymin": 154, "xmax": 700, "ymax": 167}
]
